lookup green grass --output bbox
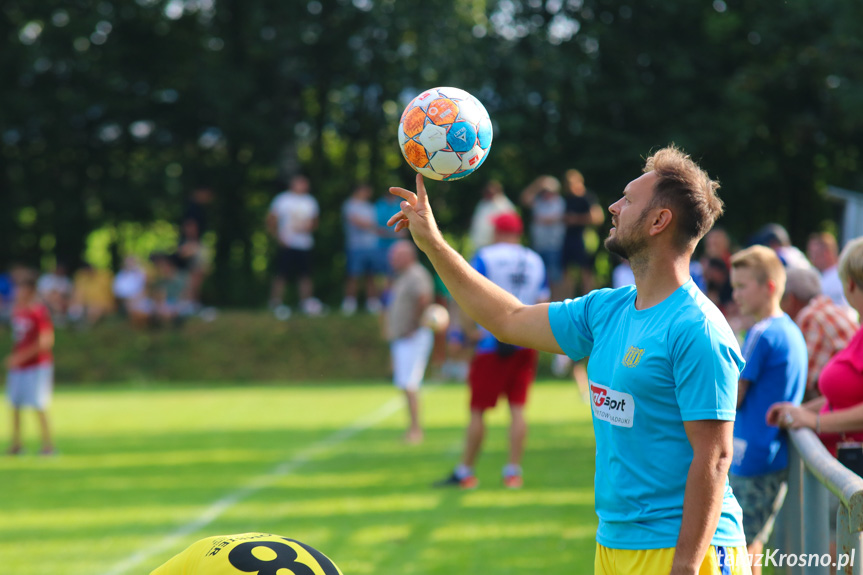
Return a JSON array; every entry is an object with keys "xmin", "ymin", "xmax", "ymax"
[{"xmin": 0, "ymin": 381, "xmax": 598, "ymax": 575}]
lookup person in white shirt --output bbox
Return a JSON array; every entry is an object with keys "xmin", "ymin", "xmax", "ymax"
[
  {"xmin": 266, "ymin": 175, "xmax": 322, "ymax": 317},
  {"xmin": 435, "ymin": 212, "xmax": 549, "ymax": 489},
  {"xmin": 468, "ymin": 180, "xmax": 516, "ymax": 253}
]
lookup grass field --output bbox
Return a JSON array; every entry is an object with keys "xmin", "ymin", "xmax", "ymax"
[{"xmin": 1, "ymin": 381, "xmax": 598, "ymax": 575}]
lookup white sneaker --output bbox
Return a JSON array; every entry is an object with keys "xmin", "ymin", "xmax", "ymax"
[
  {"xmin": 341, "ymin": 298, "xmax": 357, "ymax": 316},
  {"xmin": 302, "ymin": 298, "xmax": 324, "ymax": 316},
  {"xmin": 365, "ymin": 297, "xmax": 383, "ymax": 314},
  {"xmin": 274, "ymin": 305, "xmax": 292, "ymax": 321}
]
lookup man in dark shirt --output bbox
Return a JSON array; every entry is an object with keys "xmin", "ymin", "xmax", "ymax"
[{"xmin": 562, "ymin": 169, "xmax": 604, "ymax": 297}]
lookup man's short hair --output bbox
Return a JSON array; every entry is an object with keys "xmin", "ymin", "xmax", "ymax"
[
  {"xmin": 784, "ymin": 267, "xmax": 822, "ymax": 303},
  {"xmin": 838, "ymin": 236, "xmax": 863, "ymax": 289},
  {"xmin": 731, "ymin": 245, "xmax": 787, "ymax": 295},
  {"xmin": 643, "ymin": 146, "xmax": 724, "ymax": 248}
]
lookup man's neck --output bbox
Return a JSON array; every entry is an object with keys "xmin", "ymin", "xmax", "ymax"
[{"xmin": 631, "ymin": 250, "xmax": 692, "ymax": 310}]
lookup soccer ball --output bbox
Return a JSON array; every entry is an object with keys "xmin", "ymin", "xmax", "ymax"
[
  {"xmin": 398, "ymin": 87, "xmax": 493, "ymax": 181},
  {"xmin": 421, "ymin": 303, "xmax": 450, "ymax": 333}
]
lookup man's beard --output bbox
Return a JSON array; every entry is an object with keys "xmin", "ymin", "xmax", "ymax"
[
  {"xmin": 604, "ymin": 209, "xmax": 651, "ymax": 260},
  {"xmin": 604, "ymin": 229, "xmax": 647, "ymax": 260}
]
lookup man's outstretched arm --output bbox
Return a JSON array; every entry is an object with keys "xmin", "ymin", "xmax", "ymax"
[{"xmin": 388, "ymin": 174, "xmax": 563, "ymax": 354}]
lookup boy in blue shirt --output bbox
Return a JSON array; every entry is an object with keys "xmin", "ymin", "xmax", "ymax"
[
  {"xmin": 729, "ymin": 245, "xmax": 806, "ymax": 574},
  {"xmin": 388, "ymin": 146, "xmax": 751, "ymax": 574}
]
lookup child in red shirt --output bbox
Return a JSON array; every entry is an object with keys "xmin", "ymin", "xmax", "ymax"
[{"xmin": 6, "ymin": 269, "xmax": 55, "ymax": 455}]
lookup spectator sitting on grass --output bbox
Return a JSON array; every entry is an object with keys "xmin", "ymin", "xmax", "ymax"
[
  {"xmin": 150, "ymin": 253, "xmax": 189, "ymax": 327},
  {"xmin": 113, "ymin": 256, "xmax": 153, "ymax": 329},
  {"xmin": 68, "ymin": 263, "xmax": 115, "ymax": 327},
  {"xmin": 37, "ymin": 262, "xmax": 72, "ymax": 323}
]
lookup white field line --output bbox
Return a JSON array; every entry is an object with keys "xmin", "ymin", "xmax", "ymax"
[{"xmin": 100, "ymin": 395, "xmax": 404, "ymax": 575}]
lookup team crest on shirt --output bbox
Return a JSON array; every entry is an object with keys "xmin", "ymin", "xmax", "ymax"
[{"xmin": 622, "ymin": 346, "xmax": 645, "ymax": 367}]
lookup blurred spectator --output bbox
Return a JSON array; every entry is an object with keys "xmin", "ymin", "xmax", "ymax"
[
  {"xmin": 611, "ymin": 257, "xmax": 635, "ymax": 289},
  {"xmin": 561, "ymin": 169, "xmax": 604, "ymax": 297},
  {"xmin": 383, "ymin": 241, "xmax": 434, "ymax": 444},
  {"xmin": 768, "ymin": 237, "xmax": 863, "ymax": 555},
  {"xmin": 750, "ymin": 223, "xmax": 812, "ymax": 270},
  {"xmin": 781, "ymin": 266, "xmax": 858, "ymax": 400},
  {"xmin": 0, "ymin": 269, "xmax": 13, "ymax": 322},
  {"xmin": 266, "ymin": 175, "xmax": 323, "ymax": 318},
  {"xmin": 113, "ymin": 256, "xmax": 152, "ymax": 328},
  {"xmin": 68, "ymin": 263, "xmax": 115, "ymax": 326},
  {"xmin": 6, "ymin": 268, "xmax": 55, "ymax": 456},
  {"xmin": 341, "ymin": 183, "xmax": 383, "ymax": 315},
  {"xmin": 36, "ymin": 263, "xmax": 72, "ymax": 322},
  {"xmin": 520, "ymin": 175, "xmax": 565, "ymax": 299},
  {"xmin": 729, "ymin": 246, "xmax": 806, "ymax": 574},
  {"xmin": 768, "ymin": 236, "xmax": 863, "ymax": 454},
  {"xmin": 701, "ymin": 227, "xmax": 733, "ymax": 269},
  {"xmin": 703, "ymin": 257, "xmax": 735, "ymax": 315},
  {"xmin": 151, "ymin": 253, "xmax": 189, "ymax": 326},
  {"xmin": 177, "ymin": 186, "xmax": 214, "ymax": 311},
  {"xmin": 435, "ymin": 212, "xmax": 548, "ymax": 489},
  {"xmin": 375, "ymin": 191, "xmax": 408, "ymax": 277},
  {"xmin": 807, "ymin": 231, "xmax": 848, "ymax": 307},
  {"xmin": 468, "ymin": 180, "xmax": 516, "ymax": 253}
]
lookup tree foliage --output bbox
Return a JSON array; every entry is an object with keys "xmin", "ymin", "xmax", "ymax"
[{"xmin": 3, "ymin": 0, "xmax": 862, "ymax": 304}]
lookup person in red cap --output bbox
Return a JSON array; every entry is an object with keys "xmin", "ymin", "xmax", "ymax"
[{"xmin": 434, "ymin": 210, "xmax": 549, "ymax": 489}]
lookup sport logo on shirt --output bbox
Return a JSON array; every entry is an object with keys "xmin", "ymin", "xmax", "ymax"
[
  {"xmin": 622, "ymin": 345, "xmax": 645, "ymax": 367},
  {"xmin": 589, "ymin": 382, "xmax": 635, "ymax": 428}
]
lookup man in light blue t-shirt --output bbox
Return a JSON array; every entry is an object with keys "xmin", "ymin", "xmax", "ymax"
[
  {"xmin": 387, "ymin": 146, "xmax": 750, "ymax": 574},
  {"xmin": 729, "ymin": 245, "xmax": 806, "ymax": 575}
]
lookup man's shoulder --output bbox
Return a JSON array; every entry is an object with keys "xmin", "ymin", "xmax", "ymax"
[{"xmin": 669, "ymin": 284, "xmax": 738, "ymax": 342}]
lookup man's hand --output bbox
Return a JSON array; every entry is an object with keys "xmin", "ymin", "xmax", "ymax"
[{"xmin": 387, "ymin": 174, "xmax": 444, "ymax": 254}]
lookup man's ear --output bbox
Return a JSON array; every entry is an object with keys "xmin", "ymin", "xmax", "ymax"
[{"xmin": 648, "ymin": 208, "xmax": 673, "ymax": 237}]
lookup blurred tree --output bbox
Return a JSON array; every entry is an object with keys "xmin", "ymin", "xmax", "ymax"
[{"xmin": 1, "ymin": 0, "xmax": 862, "ymax": 304}]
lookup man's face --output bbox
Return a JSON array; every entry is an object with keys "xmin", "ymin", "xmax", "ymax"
[
  {"xmin": 604, "ymin": 171, "xmax": 657, "ymax": 259},
  {"xmin": 388, "ymin": 244, "xmax": 411, "ymax": 272},
  {"xmin": 731, "ymin": 267, "xmax": 771, "ymax": 317},
  {"xmin": 705, "ymin": 230, "xmax": 729, "ymax": 258},
  {"xmin": 292, "ymin": 176, "xmax": 310, "ymax": 194},
  {"xmin": 806, "ymin": 238, "xmax": 829, "ymax": 271}
]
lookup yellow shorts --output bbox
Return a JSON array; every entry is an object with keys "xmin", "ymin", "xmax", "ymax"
[{"xmin": 595, "ymin": 543, "xmax": 752, "ymax": 575}]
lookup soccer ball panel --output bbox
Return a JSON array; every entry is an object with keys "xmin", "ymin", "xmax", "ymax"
[
  {"xmin": 419, "ymin": 124, "xmax": 448, "ymax": 154},
  {"xmin": 403, "ymin": 139, "xmax": 429, "ymax": 168},
  {"xmin": 429, "ymin": 150, "xmax": 461, "ymax": 176},
  {"xmin": 416, "ymin": 166, "xmax": 443, "ymax": 180},
  {"xmin": 427, "ymin": 99, "xmax": 459, "ymax": 126},
  {"xmin": 446, "ymin": 121, "xmax": 477, "ymax": 153},
  {"xmin": 460, "ymin": 145, "xmax": 486, "ymax": 171},
  {"xmin": 403, "ymin": 107, "xmax": 427, "ymax": 137},
  {"xmin": 436, "ymin": 86, "xmax": 471, "ymax": 101},
  {"xmin": 477, "ymin": 118, "xmax": 493, "ymax": 149},
  {"xmin": 397, "ymin": 124, "xmax": 409, "ymax": 147}
]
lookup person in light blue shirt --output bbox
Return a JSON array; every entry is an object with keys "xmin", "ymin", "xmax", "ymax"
[
  {"xmin": 729, "ymin": 245, "xmax": 806, "ymax": 574},
  {"xmin": 387, "ymin": 146, "xmax": 751, "ymax": 574}
]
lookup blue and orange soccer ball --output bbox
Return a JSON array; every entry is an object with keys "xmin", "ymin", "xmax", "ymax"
[{"xmin": 398, "ymin": 86, "xmax": 493, "ymax": 181}]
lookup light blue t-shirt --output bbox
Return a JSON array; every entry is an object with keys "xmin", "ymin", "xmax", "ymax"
[
  {"xmin": 549, "ymin": 279, "xmax": 746, "ymax": 550},
  {"xmin": 731, "ymin": 314, "xmax": 807, "ymax": 477}
]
